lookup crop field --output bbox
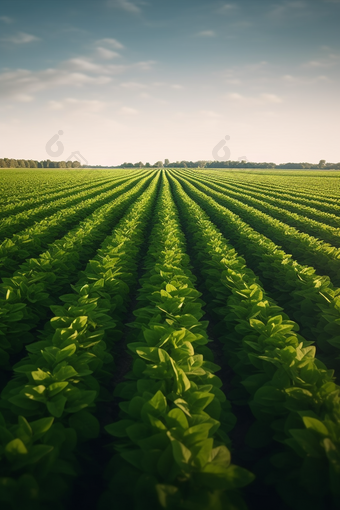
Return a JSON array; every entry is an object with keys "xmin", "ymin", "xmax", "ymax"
[{"xmin": 0, "ymin": 167, "xmax": 340, "ymax": 510}]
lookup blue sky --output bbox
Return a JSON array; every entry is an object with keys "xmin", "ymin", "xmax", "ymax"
[{"xmin": 0, "ymin": 0, "xmax": 339, "ymax": 165}]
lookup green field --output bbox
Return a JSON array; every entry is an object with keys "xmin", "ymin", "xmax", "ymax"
[{"xmin": 0, "ymin": 168, "xmax": 339, "ymax": 510}]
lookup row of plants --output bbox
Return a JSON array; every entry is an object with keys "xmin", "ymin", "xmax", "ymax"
[
  {"xmin": 175, "ymin": 170, "xmax": 340, "ymax": 287},
  {"xmin": 0, "ymin": 170, "xmax": 147, "ymax": 240},
  {"xmin": 178, "ymin": 170, "xmax": 340, "ymax": 247},
  {"xmin": 0, "ymin": 172, "xmax": 153, "ymax": 278},
  {"xmin": 200, "ymin": 169, "xmax": 340, "ymax": 204},
  {"xmin": 100, "ymin": 175, "xmax": 254, "ymax": 510},
  {"xmin": 0, "ymin": 173, "xmax": 160, "ymax": 509},
  {"xmin": 0, "ymin": 173, "xmax": 119, "ymax": 219},
  {"xmin": 173, "ymin": 173, "xmax": 340, "ymax": 369},
  {"xmin": 169, "ymin": 174, "xmax": 340, "ymax": 510},
  {"xmin": 196, "ymin": 170, "xmax": 340, "ymax": 215},
  {"xmin": 0, "ymin": 173, "xmax": 155, "ymax": 371},
  {"xmin": 0, "ymin": 169, "xmax": 119, "ymax": 205}
]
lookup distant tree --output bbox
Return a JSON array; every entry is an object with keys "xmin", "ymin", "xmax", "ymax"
[
  {"xmin": 319, "ymin": 159, "xmax": 326, "ymax": 168},
  {"xmin": 72, "ymin": 161, "xmax": 81, "ymax": 168},
  {"xmin": 0, "ymin": 159, "xmax": 5, "ymax": 167},
  {"xmin": 66, "ymin": 161, "xmax": 73, "ymax": 168},
  {"xmin": 164, "ymin": 159, "xmax": 170, "ymax": 166},
  {"xmin": 154, "ymin": 161, "xmax": 163, "ymax": 167},
  {"xmin": 145, "ymin": 162, "xmax": 151, "ymax": 167}
]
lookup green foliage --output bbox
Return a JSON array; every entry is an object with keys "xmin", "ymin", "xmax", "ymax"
[
  {"xmin": 1, "ymin": 167, "xmax": 339, "ymax": 509},
  {"xmin": 103, "ymin": 177, "xmax": 253, "ymax": 509},
  {"xmin": 169, "ymin": 173, "xmax": 340, "ymax": 509}
]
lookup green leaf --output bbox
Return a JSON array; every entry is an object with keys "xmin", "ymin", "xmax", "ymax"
[
  {"xmin": 30, "ymin": 417, "xmax": 54, "ymax": 440},
  {"xmin": 46, "ymin": 395, "xmax": 67, "ymax": 418},
  {"xmin": 165, "ymin": 409, "xmax": 189, "ymax": 430},
  {"xmin": 53, "ymin": 365, "xmax": 78, "ymax": 382},
  {"xmin": 5, "ymin": 438, "xmax": 28, "ymax": 461},
  {"xmin": 302, "ymin": 417, "xmax": 329, "ymax": 437},
  {"xmin": 170, "ymin": 438, "xmax": 191, "ymax": 469},
  {"xmin": 183, "ymin": 424, "xmax": 212, "ymax": 448},
  {"xmin": 55, "ymin": 344, "xmax": 77, "ymax": 363},
  {"xmin": 142, "ymin": 391, "xmax": 167, "ymax": 420},
  {"xmin": 105, "ymin": 419, "xmax": 135, "ymax": 437},
  {"xmin": 253, "ymin": 386, "xmax": 285, "ymax": 406},
  {"xmin": 18, "ymin": 444, "xmax": 53, "ymax": 467},
  {"xmin": 48, "ymin": 382, "xmax": 68, "ymax": 398},
  {"xmin": 71, "ymin": 316, "xmax": 88, "ymax": 330}
]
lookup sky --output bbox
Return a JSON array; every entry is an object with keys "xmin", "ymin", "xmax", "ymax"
[{"xmin": 0, "ymin": 0, "xmax": 339, "ymax": 166}]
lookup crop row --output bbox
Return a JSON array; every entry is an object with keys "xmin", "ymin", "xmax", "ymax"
[
  {"xmin": 0, "ymin": 168, "xmax": 339, "ymax": 510},
  {"xmin": 171, "ymin": 172, "xmax": 340, "ymax": 373},
  {"xmin": 0, "ymin": 172, "xmax": 154, "ymax": 278},
  {"xmin": 169, "ymin": 174, "xmax": 340, "ymax": 510},
  {"xmin": 0, "ymin": 173, "xmax": 160, "ymax": 509},
  {"xmin": 197, "ymin": 170, "xmax": 340, "ymax": 214},
  {"xmin": 0, "ymin": 173, "xmax": 120, "ymax": 219},
  {"xmin": 175, "ymin": 170, "xmax": 340, "ymax": 286},
  {"xmin": 180, "ymin": 170, "xmax": 340, "ymax": 247},
  {"xmin": 200, "ymin": 169, "xmax": 340, "ymax": 202},
  {"xmin": 0, "ymin": 173, "xmax": 155, "ymax": 373},
  {"xmin": 100, "ymin": 175, "xmax": 253, "ymax": 510},
  {"xmin": 0, "ymin": 170, "xmax": 124, "ymax": 205},
  {"xmin": 0, "ymin": 169, "xmax": 148, "ymax": 240}
]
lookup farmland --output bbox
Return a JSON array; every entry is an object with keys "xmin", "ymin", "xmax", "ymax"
[{"xmin": 0, "ymin": 167, "xmax": 339, "ymax": 510}]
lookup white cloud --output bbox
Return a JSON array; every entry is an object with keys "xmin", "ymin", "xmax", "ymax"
[
  {"xmin": 196, "ymin": 30, "xmax": 216, "ymax": 37},
  {"xmin": 219, "ymin": 3, "xmax": 237, "ymax": 11},
  {"xmin": 1, "ymin": 32, "xmax": 40, "ymax": 44},
  {"xmin": 0, "ymin": 45, "xmax": 157, "ymax": 103},
  {"xmin": 0, "ymin": 16, "xmax": 13, "ymax": 23},
  {"xmin": 96, "ymin": 47, "xmax": 121, "ymax": 59},
  {"xmin": 304, "ymin": 53, "xmax": 340, "ymax": 68},
  {"xmin": 225, "ymin": 78, "xmax": 241, "ymax": 85},
  {"xmin": 227, "ymin": 92, "xmax": 283, "ymax": 105},
  {"xmin": 95, "ymin": 38, "xmax": 124, "ymax": 49},
  {"xmin": 261, "ymin": 93, "xmax": 283, "ymax": 103},
  {"xmin": 64, "ymin": 58, "xmax": 126, "ymax": 75},
  {"xmin": 107, "ymin": 0, "xmax": 141, "ymax": 14},
  {"xmin": 13, "ymin": 94, "xmax": 34, "ymax": 103},
  {"xmin": 48, "ymin": 98, "xmax": 107, "ymax": 113},
  {"xmin": 120, "ymin": 81, "xmax": 147, "ymax": 89},
  {"xmin": 199, "ymin": 110, "xmax": 221, "ymax": 118},
  {"xmin": 120, "ymin": 106, "xmax": 138, "ymax": 114},
  {"xmin": 0, "ymin": 67, "xmax": 112, "ymax": 103},
  {"xmin": 135, "ymin": 60, "xmax": 156, "ymax": 70},
  {"xmin": 282, "ymin": 74, "xmax": 298, "ymax": 82},
  {"xmin": 228, "ymin": 92, "xmax": 244, "ymax": 100}
]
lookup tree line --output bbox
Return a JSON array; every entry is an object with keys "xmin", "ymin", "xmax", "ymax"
[
  {"xmin": 116, "ymin": 159, "xmax": 340, "ymax": 170},
  {"xmin": 1, "ymin": 158, "xmax": 339, "ymax": 170},
  {"xmin": 0, "ymin": 158, "xmax": 81, "ymax": 168}
]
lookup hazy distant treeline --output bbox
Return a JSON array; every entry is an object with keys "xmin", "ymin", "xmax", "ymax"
[
  {"xmin": 0, "ymin": 158, "xmax": 81, "ymax": 168},
  {"xmin": 1, "ymin": 157, "xmax": 339, "ymax": 170},
  {"xmin": 116, "ymin": 159, "xmax": 340, "ymax": 169}
]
